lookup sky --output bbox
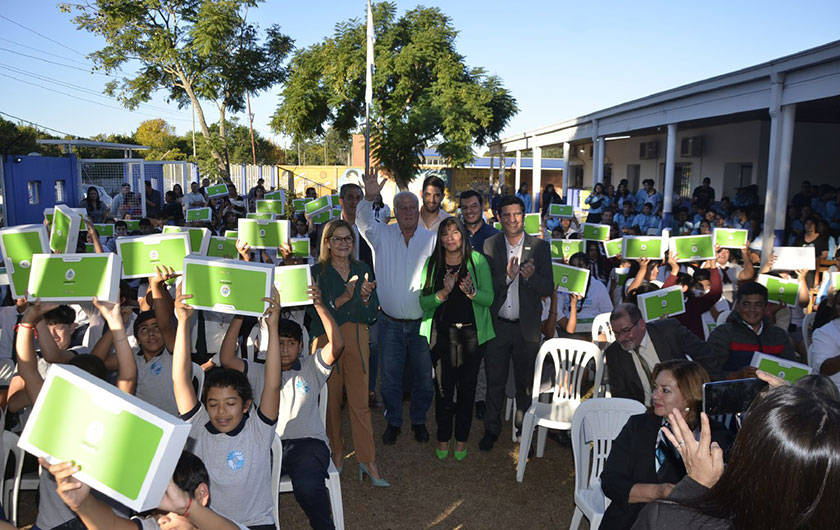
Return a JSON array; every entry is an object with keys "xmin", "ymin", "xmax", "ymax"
[{"xmin": 1, "ymin": 0, "xmax": 839, "ymax": 150}]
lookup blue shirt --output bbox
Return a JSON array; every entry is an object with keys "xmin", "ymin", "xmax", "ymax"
[
  {"xmin": 467, "ymin": 221, "xmax": 500, "ymax": 254},
  {"xmin": 516, "ymin": 192, "xmax": 532, "ymax": 214},
  {"xmin": 616, "ymin": 194, "xmax": 636, "ymax": 211},
  {"xmin": 615, "ymin": 212, "xmax": 635, "ymax": 232},
  {"xmin": 638, "ymin": 191, "xmax": 663, "ymax": 213},
  {"xmin": 633, "ymin": 213, "xmax": 661, "ymax": 234},
  {"xmin": 585, "ymin": 193, "xmax": 611, "ymax": 214}
]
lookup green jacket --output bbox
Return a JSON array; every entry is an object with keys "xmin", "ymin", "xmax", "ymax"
[{"xmin": 419, "ymin": 250, "xmax": 495, "ymax": 345}]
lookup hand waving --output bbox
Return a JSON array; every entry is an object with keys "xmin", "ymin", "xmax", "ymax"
[{"xmin": 362, "ymin": 169, "xmax": 387, "ymax": 201}]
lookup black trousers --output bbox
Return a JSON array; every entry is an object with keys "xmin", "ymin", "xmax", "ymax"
[
  {"xmin": 432, "ymin": 324, "xmax": 483, "ymax": 442},
  {"xmin": 281, "ymin": 437, "xmax": 334, "ymax": 530},
  {"xmin": 483, "ymin": 319, "xmax": 540, "ymax": 436}
]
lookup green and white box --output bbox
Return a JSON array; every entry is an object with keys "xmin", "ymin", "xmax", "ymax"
[
  {"xmin": 205, "ymin": 183, "xmax": 229, "ymax": 199},
  {"xmin": 182, "ymin": 256, "xmax": 275, "ymax": 317},
  {"xmin": 274, "ymin": 265, "xmax": 313, "ymax": 307},
  {"xmin": 292, "ymin": 198, "xmax": 311, "ymax": 212},
  {"xmin": 757, "ymin": 274, "xmax": 799, "ymax": 306},
  {"xmin": 670, "ymin": 234, "xmax": 715, "ymax": 262},
  {"xmin": 622, "ymin": 236, "xmax": 665, "ymax": 260},
  {"xmin": 290, "ymin": 238, "xmax": 310, "ymax": 258},
  {"xmin": 124, "ymin": 219, "xmax": 141, "ymax": 232},
  {"xmin": 524, "ymin": 213, "xmax": 541, "ymax": 236},
  {"xmin": 750, "ymin": 352, "xmax": 812, "ymax": 384},
  {"xmin": 256, "ymin": 199, "xmax": 285, "ymax": 216},
  {"xmin": 50, "ymin": 204, "xmax": 83, "ymax": 254},
  {"xmin": 310, "ymin": 210, "xmax": 332, "ymax": 225},
  {"xmin": 84, "ymin": 243, "xmax": 96, "ymax": 253},
  {"xmin": 185, "ymin": 207, "xmax": 212, "ymax": 223},
  {"xmin": 638, "ymin": 285, "xmax": 686, "ymax": 322},
  {"xmin": 225, "ymin": 230, "xmax": 238, "ymax": 240},
  {"xmin": 0, "ymin": 224, "xmax": 50, "ymax": 299},
  {"xmin": 493, "ymin": 222, "xmax": 502, "ymax": 231},
  {"xmin": 27, "ymin": 253, "xmax": 121, "ymax": 303},
  {"xmin": 304, "ymin": 196, "xmax": 331, "ymax": 218},
  {"xmin": 238, "ymin": 218, "xmax": 289, "ymax": 249},
  {"xmin": 552, "ymin": 263, "xmax": 590, "ymax": 296},
  {"xmin": 713, "ymin": 228, "xmax": 748, "ymax": 249},
  {"xmin": 116, "ymin": 233, "xmax": 191, "ymax": 279},
  {"xmin": 330, "ymin": 194, "xmax": 340, "ymax": 207},
  {"xmin": 44, "ymin": 207, "xmax": 87, "ymax": 225},
  {"xmin": 547, "ymin": 203, "xmax": 575, "ymax": 218},
  {"xmin": 771, "ymin": 246, "xmax": 816, "ymax": 271},
  {"xmin": 162, "ymin": 226, "xmax": 211, "ymax": 255},
  {"xmin": 604, "ymin": 238, "xmax": 623, "ymax": 258},
  {"xmin": 550, "ymin": 239, "xmax": 584, "ymax": 260},
  {"xmin": 247, "ymin": 212, "xmax": 275, "ymax": 221},
  {"xmin": 265, "ymin": 189, "xmax": 286, "ymax": 201},
  {"xmin": 581, "ymin": 223, "xmax": 610, "ymax": 242},
  {"xmin": 206, "ymin": 237, "xmax": 239, "ymax": 259},
  {"xmin": 93, "ymin": 224, "xmax": 115, "ymax": 238},
  {"xmin": 18, "ymin": 363, "xmax": 191, "ymax": 512}
]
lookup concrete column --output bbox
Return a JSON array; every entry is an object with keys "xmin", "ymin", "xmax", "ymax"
[
  {"xmin": 761, "ymin": 75, "xmax": 785, "ymax": 264},
  {"xmin": 499, "ymin": 151, "xmax": 506, "ymax": 186},
  {"xmin": 562, "ymin": 142, "xmax": 570, "ymax": 202},
  {"xmin": 595, "ymin": 136, "xmax": 605, "ymax": 185},
  {"xmin": 663, "ymin": 123, "xmax": 677, "ymax": 227},
  {"xmin": 488, "ymin": 154, "xmax": 495, "ymax": 190},
  {"xmin": 240, "ymin": 164, "xmax": 247, "ymax": 195},
  {"xmin": 270, "ymin": 166, "xmax": 277, "ymax": 190},
  {"xmin": 533, "ymin": 145, "xmax": 542, "ymax": 214},
  {"xmin": 514, "ymin": 150, "xmax": 522, "ymax": 195},
  {"xmin": 774, "ymin": 104, "xmax": 797, "ymax": 245}
]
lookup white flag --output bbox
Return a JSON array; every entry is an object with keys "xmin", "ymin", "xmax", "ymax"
[{"xmin": 365, "ymin": 0, "xmax": 375, "ymax": 107}]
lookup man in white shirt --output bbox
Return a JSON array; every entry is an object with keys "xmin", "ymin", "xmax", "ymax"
[
  {"xmin": 418, "ymin": 175, "xmax": 450, "ymax": 232},
  {"xmin": 184, "ymin": 181, "xmax": 207, "ymax": 210},
  {"xmin": 357, "ymin": 171, "xmax": 436, "ymax": 445}
]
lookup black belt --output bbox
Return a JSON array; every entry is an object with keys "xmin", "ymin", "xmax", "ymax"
[
  {"xmin": 382, "ymin": 312, "xmax": 421, "ymax": 323},
  {"xmin": 450, "ymin": 322, "xmax": 474, "ymax": 329},
  {"xmin": 497, "ymin": 317, "xmax": 519, "ymax": 324}
]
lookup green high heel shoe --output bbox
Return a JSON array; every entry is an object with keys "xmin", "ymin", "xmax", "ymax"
[
  {"xmin": 454, "ymin": 447, "xmax": 468, "ymax": 461},
  {"xmin": 359, "ymin": 463, "xmax": 390, "ymax": 487},
  {"xmin": 435, "ymin": 448, "xmax": 449, "ymax": 460}
]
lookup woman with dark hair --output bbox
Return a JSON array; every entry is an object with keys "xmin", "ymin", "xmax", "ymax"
[
  {"xmin": 515, "ymin": 182, "xmax": 533, "ymax": 214},
  {"xmin": 308, "ymin": 219, "xmax": 388, "ymax": 485},
  {"xmin": 249, "ymin": 185, "xmax": 266, "ymax": 213},
  {"xmin": 556, "ymin": 251, "xmax": 613, "ymax": 338},
  {"xmin": 599, "ymin": 360, "xmax": 732, "ymax": 530},
  {"xmin": 636, "ymin": 384, "xmax": 840, "ymax": 529},
  {"xmin": 585, "ymin": 182, "xmax": 611, "ymax": 223},
  {"xmin": 616, "ymin": 182, "xmax": 636, "ymax": 212},
  {"xmin": 79, "ymin": 186, "xmax": 109, "ymax": 222},
  {"xmin": 419, "ymin": 216, "xmax": 494, "ymax": 461},
  {"xmin": 172, "ymin": 182, "xmax": 184, "ymax": 204},
  {"xmin": 540, "ymin": 183, "xmax": 563, "ymax": 217}
]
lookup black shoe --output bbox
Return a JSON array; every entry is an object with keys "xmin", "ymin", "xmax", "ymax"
[
  {"xmin": 479, "ymin": 431, "xmax": 498, "ymax": 452},
  {"xmin": 475, "ymin": 400, "xmax": 486, "ymax": 420},
  {"xmin": 547, "ymin": 430, "xmax": 572, "ymax": 447},
  {"xmin": 412, "ymin": 424, "xmax": 430, "ymax": 443},
  {"xmin": 382, "ymin": 424, "xmax": 401, "ymax": 445}
]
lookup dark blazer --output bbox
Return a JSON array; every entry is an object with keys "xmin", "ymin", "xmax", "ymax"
[
  {"xmin": 605, "ymin": 319, "xmax": 717, "ymax": 405},
  {"xmin": 600, "ymin": 413, "xmax": 733, "ymax": 530},
  {"xmin": 482, "ymin": 232, "xmax": 554, "ymax": 343},
  {"xmin": 631, "ymin": 477, "xmax": 730, "ymax": 530}
]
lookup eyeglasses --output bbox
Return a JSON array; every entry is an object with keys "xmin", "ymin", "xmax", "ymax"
[
  {"xmin": 614, "ymin": 319, "xmax": 640, "ymax": 339},
  {"xmin": 330, "ymin": 236, "xmax": 353, "ymax": 245}
]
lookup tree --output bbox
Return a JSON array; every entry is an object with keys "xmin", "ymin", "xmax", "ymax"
[
  {"xmin": 271, "ymin": 2, "xmax": 517, "ymax": 189},
  {"xmin": 134, "ymin": 119, "xmax": 187, "ymax": 160},
  {"xmin": 190, "ymin": 119, "xmax": 283, "ymax": 178},
  {"xmin": 62, "ymin": 0, "xmax": 293, "ymax": 179}
]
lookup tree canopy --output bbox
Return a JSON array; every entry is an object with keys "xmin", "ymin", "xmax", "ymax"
[
  {"xmin": 62, "ymin": 0, "xmax": 293, "ymax": 179},
  {"xmin": 271, "ymin": 2, "xmax": 517, "ymax": 189}
]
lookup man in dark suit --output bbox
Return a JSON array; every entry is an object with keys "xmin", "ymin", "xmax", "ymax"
[
  {"xmin": 479, "ymin": 195, "xmax": 554, "ymax": 451},
  {"xmin": 606, "ymin": 304, "xmax": 718, "ymax": 405}
]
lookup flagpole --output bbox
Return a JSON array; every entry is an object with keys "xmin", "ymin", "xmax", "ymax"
[{"xmin": 365, "ymin": 0, "xmax": 374, "ymax": 179}]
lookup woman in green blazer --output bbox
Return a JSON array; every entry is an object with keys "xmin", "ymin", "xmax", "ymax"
[{"xmin": 420, "ymin": 216, "xmax": 495, "ymax": 461}]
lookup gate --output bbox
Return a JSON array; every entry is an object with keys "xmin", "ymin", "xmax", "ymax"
[{"xmin": 2, "ymin": 154, "xmax": 80, "ymax": 226}]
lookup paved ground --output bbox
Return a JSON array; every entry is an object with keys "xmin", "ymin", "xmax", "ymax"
[{"xmin": 18, "ymin": 401, "xmax": 587, "ymax": 529}]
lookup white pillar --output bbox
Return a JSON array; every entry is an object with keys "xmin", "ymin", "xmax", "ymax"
[
  {"xmin": 533, "ymin": 145, "xmax": 542, "ymax": 214},
  {"xmin": 595, "ymin": 136, "xmax": 605, "ymax": 185},
  {"xmin": 774, "ymin": 104, "xmax": 796, "ymax": 245},
  {"xmin": 514, "ymin": 150, "xmax": 522, "ymax": 194},
  {"xmin": 562, "ymin": 142, "xmax": 570, "ymax": 201},
  {"xmin": 499, "ymin": 151, "xmax": 506, "ymax": 186},
  {"xmin": 488, "ymin": 154, "xmax": 495, "ymax": 189},
  {"xmin": 663, "ymin": 123, "xmax": 677, "ymax": 225},
  {"xmin": 761, "ymin": 75, "xmax": 784, "ymax": 264}
]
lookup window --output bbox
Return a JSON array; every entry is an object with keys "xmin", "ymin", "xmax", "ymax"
[
  {"xmin": 570, "ymin": 165, "xmax": 584, "ymax": 188},
  {"xmin": 658, "ymin": 163, "xmax": 692, "ymax": 198},
  {"xmin": 28, "ymin": 181, "xmax": 41, "ymax": 205},
  {"xmin": 54, "ymin": 180, "xmax": 66, "ymax": 203}
]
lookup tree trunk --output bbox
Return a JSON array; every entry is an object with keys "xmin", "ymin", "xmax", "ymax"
[
  {"xmin": 179, "ymin": 76, "xmax": 230, "ymax": 180},
  {"xmin": 218, "ymin": 103, "xmax": 230, "ymax": 180}
]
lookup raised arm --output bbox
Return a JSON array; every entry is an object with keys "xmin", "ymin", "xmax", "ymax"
[
  {"xmin": 311, "ymin": 284, "xmax": 344, "ymax": 366},
  {"xmin": 16, "ymin": 301, "xmax": 56, "ymax": 403},
  {"xmin": 627, "ymin": 258, "xmax": 650, "ymax": 294},
  {"xmin": 85, "ymin": 218, "xmax": 104, "ymax": 254},
  {"xmin": 92, "ymin": 298, "xmax": 136, "ymax": 395},
  {"xmin": 357, "ymin": 170, "xmax": 388, "ymax": 247},
  {"xmin": 259, "ymin": 288, "xmax": 283, "ymax": 421},
  {"xmin": 150, "ymin": 266, "xmax": 178, "ymax": 352},
  {"xmin": 737, "ymin": 245, "xmax": 755, "ymax": 281},
  {"xmin": 172, "ymin": 287, "xmax": 198, "ymax": 414},
  {"xmin": 219, "ymin": 315, "xmax": 245, "ymax": 373}
]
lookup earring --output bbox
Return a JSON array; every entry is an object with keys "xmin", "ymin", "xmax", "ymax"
[{"xmin": 685, "ymin": 407, "xmax": 690, "ymax": 412}]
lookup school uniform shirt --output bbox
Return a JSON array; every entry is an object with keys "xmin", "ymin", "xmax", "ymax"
[
  {"xmin": 243, "ymin": 349, "xmax": 331, "ymax": 443},
  {"xmin": 700, "ymin": 297, "xmax": 731, "ymax": 338},
  {"xmin": 558, "ymin": 279, "xmax": 614, "ymax": 328},
  {"xmin": 356, "ymin": 198, "xmax": 436, "ymax": 320},
  {"xmin": 810, "ymin": 319, "xmax": 840, "ymax": 389},
  {"xmin": 135, "ymin": 349, "xmax": 179, "ymax": 416},
  {"xmin": 632, "ymin": 213, "xmax": 658, "ymax": 233},
  {"xmin": 636, "ymin": 190, "xmax": 663, "ymax": 212},
  {"xmin": 182, "ymin": 404, "xmax": 276, "ymax": 527},
  {"xmin": 615, "ymin": 213, "xmax": 635, "ymax": 233}
]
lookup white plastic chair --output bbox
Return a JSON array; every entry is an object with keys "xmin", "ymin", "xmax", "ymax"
[
  {"xmin": 191, "ymin": 362, "xmax": 205, "ymax": 399},
  {"xmin": 715, "ymin": 310, "xmax": 731, "ymax": 326},
  {"xmin": 569, "ymin": 398, "xmax": 646, "ymax": 530},
  {"xmin": 802, "ymin": 311, "xmax": 816, "ymax": 367},
  {"xmin": 590, "ymin": 312, "xmax": 615, "ymax": 345},
  {"xmin": 4, "ymin": 430, "xmax": 38, "ymax": 526},
  {"xmin": 270, "ymin": 434, "xmax": 282, "ymax": 530},
  {"xmin": 276, "ymin": 384, "xmax": 344, "ymax": 530},
  {"xmin": 516, "ymin": 338, "xmax": 604, "ymax": 482}
]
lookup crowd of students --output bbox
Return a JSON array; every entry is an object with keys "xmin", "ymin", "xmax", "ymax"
[{"xmin": 0, "ymin": 171, "xmax": 837, "ymax": 530}]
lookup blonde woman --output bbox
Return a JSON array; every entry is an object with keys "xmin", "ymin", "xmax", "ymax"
[{"xmin": 309, "ymin": 220, "xmax": 389, "ymax": 486}]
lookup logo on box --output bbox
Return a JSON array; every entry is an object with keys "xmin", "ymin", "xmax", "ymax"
[
  {"xmin": 641, "ymin": 244, "xmax": 647, "ymax": 251},
  {"xmin": 259, "ymin": 229, "xmax": 266, "ymax": 237},
  {"xmin": 220, "ymin": 285, "xmax": 231, "ymax": 297},
  {"xmin": 65, "ymin": 269, "xmax": 75, "ymax": 281},
  {"xmin": 561, "ymin": 275, "xmax": 568, "ymax": 284},
  {"xmin": 691, "ymin": 245, "xmax": 698, "ymax": 253},
  {"xmin": 20, "ymin": 260, "xmax": 30, "ymax": 269},
  {"xmin": 149, "ymin": 250, "xmax": 159, "ymax": 261}
]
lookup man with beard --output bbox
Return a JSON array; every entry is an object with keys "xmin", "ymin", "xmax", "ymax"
[
  {"xmin": 419, "ymin": 176, "xmax": 450, "ymax": 232},
  {"xmin": 605, "ymin": 304, "xmax": 716, "ymax": 406}
]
